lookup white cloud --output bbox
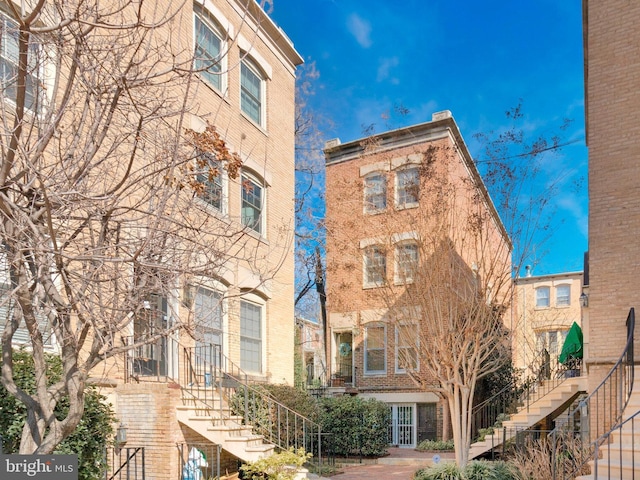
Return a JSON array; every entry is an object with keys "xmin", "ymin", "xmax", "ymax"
[
  {"xmin": 377, "ymin": 57, "xmax": 399, "ymax": 82},
  {"xmin": 347, "ymin": 13, "xmax": 372, "ymax": 48}
]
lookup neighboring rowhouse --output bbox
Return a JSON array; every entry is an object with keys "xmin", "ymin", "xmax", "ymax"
[
  {"xmin": 324, "ymin": 111, "xmax": 511, "ymax": 448},
  {"xmin": 0, "ymin": 0, "xmax": 302, "ymax": 477},
  {"xmin": 512, "ymin": 269, "xmax": 585, "ymax": 378}
]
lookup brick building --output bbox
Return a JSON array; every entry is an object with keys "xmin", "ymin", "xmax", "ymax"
[
  {"xmin": 512, "ymin": 270, "xmax": 584, "ymax": 377},
  {"xmin": 0, "ymin": 0, "xmax": 302, "ymax": 477},
  {"xmin": 324, "ymin": 111, "xmax": 511, "ymax": 448}
]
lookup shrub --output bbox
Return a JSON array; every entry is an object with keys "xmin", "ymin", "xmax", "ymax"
[
  {"xmin": 416, "ymin": 439, "xmax": 455, "ymax": 451},
  {"xmin": 319, "ymin": 395, "xmax": 390, "ymax": 457},
  {"xmin": 464, "ymin": 461, "xmax": 493, "ymax": 480},
  {"xmin": 240, "ymin": 447, "xmax": 311, "ymax": 480},
  {"xmin": 0, "ymin": 349, "xmax": 116, "ymax": 480},
  {"xmin": 414, "ymin": 462, "xmax": 465, "ymax": 480}
]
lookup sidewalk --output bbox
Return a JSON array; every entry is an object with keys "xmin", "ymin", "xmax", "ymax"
[{"xmin": 308, "ymin": 447, "xmax": 455, "ymax": 480}]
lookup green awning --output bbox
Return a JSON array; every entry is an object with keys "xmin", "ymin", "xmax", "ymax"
[{"xmin": 559, "ymin": 321, "xmax": 583, "ymax": 364}]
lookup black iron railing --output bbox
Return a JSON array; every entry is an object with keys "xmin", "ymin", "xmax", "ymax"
[
  {"xmin": 106, "ymin": 447, "xmax": 145, "ymax": 480},
  {"xmin": 551, "ymin": 307, "xmax": 635, "ymax": 479},
  {"xmin": 182, "ymin": 342, "xmax": 332, "ymax": 470}
]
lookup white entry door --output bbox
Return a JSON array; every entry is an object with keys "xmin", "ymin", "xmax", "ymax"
[{"xmin": 390, "ymin": 404, "xmax": 415, "ymax": 447}]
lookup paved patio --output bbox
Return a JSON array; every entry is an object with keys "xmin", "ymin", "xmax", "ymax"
[{"xmin": 309, "ymin": 447, "xmax": 456, "ymax": 480}]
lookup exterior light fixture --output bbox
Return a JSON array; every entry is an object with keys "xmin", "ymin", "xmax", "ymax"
[
  {"xmin": 579, "ymin": 293, "xmax": 589, "ymax": 307},
  {"xmin": 116, "ymin": 424, "xmax": 128, "ymax": 447}
]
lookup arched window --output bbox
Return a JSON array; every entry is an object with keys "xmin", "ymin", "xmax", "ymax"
[
  {"xmin": 193, "ymin": 5, "xmax": 227, "ymax": 92},
  {"xmin": 240, "ymin": 56, "xmax": 265, "ymax": 126},
  {"xmin": 195, "ymin": 151, "xmax": 226, "ymax": 212},
  {"xmin": 555, "ymin": 284, "xmax": 571, "ymax": 306},
  {"xmin": 241, "ymin": 170, "xmax": 264, "ymax": 235}
]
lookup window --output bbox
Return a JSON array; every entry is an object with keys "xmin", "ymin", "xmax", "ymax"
[
  {"xmin": 241, "ymin": 172, "xmax": 263, "ymax": 234},
  {"xmin": 364, "ymin": 246, "xmax": 386, "ymax": 286},
  {"xmin": 241, "ymin": 57, "xmax": 264, "ymax": 125},
  {"xmin": 365, "ymin": 324, "xmax": 386, "ymax": 374},
  {"xmin": 536, "ymin": 329, "xmax": 568, "ymax": 358},
  {"xmin": 396, "ymin": 167, "xmax": 419, "ymax": 208},
  {"xmin": 194, "ymin": 286, "xmax": 224, "ymax": 365},
  {"xmin": 535, "ymin": 286, "xmax": 550, "ymax": 308},
  {"xmin": 395, "ymin": 324, "xmax": 418, "ymax": 372},
  {"xmin": 240, "ymin": 299, "xmax": 262, "ymax": 372},
  {"xmin": 556, "ymin": 285, "xmax": 571, "ymax": 306},
  {"xmin": 195, "ymin": 152, "xmax": 224, "ymax": 211},
  {"xmin": 0, "ymin": 13, "xmax": 44, "ymax": 112},
  {"xmin": 194, "ymin": 8, "xmax": 225, "ymax": 91},
  {"xmin": 364, "ymin": 173, "xmax": 387, "ymax": 213},
  {"xmin": 396, "ymin": 243, "xmax": 419, "ymax": 283}
]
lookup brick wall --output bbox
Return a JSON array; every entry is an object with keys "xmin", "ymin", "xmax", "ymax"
[{"xmin": 584, "ymin": 0, "xmax": 640, "ymax": 393}]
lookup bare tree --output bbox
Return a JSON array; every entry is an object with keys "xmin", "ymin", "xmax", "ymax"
[{"xmin": 0, "ymin": 0, "xmax": 289, "ymax": 454}]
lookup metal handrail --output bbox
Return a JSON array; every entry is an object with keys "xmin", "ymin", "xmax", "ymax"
[
  {"xmin": 471, "ymin": 348, "xmax": 581, "ymax": 442},
  {"xmin": 106, "ymin": 447, "xmax": 145, "ymax": 480},
  {"xmin": 551, "ymin": 307, "xmax": 635, "ymax": 480},
  {"xmin": 181, "ymin": 342, "xmax": 329, "ymax": 468}
]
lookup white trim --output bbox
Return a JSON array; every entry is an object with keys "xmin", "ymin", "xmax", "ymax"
[
  {"xmin": 237, "ymin": 34, "xmax": 273, "ymax": 79},
  {"xmin": 364, "ymin": 323, "xmax": 387, "ymax": 375}
]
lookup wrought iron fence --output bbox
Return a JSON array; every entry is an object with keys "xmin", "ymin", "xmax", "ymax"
[{"xmin": 105, "ymin": 447, "xmax": 145, "ymax": 480}]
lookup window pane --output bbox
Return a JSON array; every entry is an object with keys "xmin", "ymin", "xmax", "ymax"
[
  {"xmin": 0, "ymin": 14, "xmax": 43, "ymax": 113},
  {"xmin": 365, "ymin": 326, "xmax": 386, "ymax": 373},
  {"xmin": 397, "ymin": 168, "xmax": 419, "ymax": 206},
  {"xmin": 241, "ymin": 61, "xmax": 262, "ymax": 124},
  {"xmin": 365, "ymin": 246, "xmax": 386, "ymax": 285},
  {"xmin": 240, "ymin": 300, "xmax": 262, "ymax": 372},
  {"xmin": 536, "ymin": 287, "xmax": 550, "ymax": 307},
  {"xmin": 397, "ymin": 243, "xmax": 418, "ymax": 281},
  {"xmin": 556, "ymin": 285, "xmax": 570, "ymax": 306},
  {"xmin": 242, "ymin": 174, "xmax": 262, "ymax": 234},
  {"xmin": 194, "ymin": 14, "xmax": 222, "ymax": 90},
  {"xmin": 364, "ymin": 174, "xmax": 386, "ymax": 212},
  {"xmin": 196, "ymin": 152, "xmax": 223, "ymax": 210}
]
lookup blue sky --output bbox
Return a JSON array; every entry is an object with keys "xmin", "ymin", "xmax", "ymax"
[{"xmin": 270, "ymin": 0, "xmax": 588, "ymax": 276}]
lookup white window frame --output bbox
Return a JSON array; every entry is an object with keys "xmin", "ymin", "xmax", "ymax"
[
  {"xmin": 0, "ymin": 11, "xmax": 47, "ymax": 114},
  {"xmin": 395, "ymin": 324, "xmax": 418, "ymax": 373},
  {"xmin": 535, "ymin": 286, "xmax": 550, "ymax": 308},
  {"xmin": 195, "ymin": 151, "xmax": 227, "ymax": 214},
  {"xmin": 240, "ymin": 56, "xmax": 265, "ymax": 127},
  {"xmin": 241, "ymin": 170, "xmax": 265, "ymax": 235},
  {"xmin": 193, "ymin": 6, "xmax": 227, "ymax": 94},
  {"xmin": 395, "ymin": 242, "xmax": 419, "ymax": 284},
  {"xmin": 555, "ymin": 284, "xmax": 571, "ymax": 307},
  {"xmin": 395, "ymin": 167, "xmax": 420, "ymax": 209},
  {"xmin": 363, "ymin": 245, "xmax": 386, "ymax": 287},
  {"xmin": 240, "ymin": 296, "xmax": 264, "ymax": 374},
  {"xmin": 364, "ymin": 324, "xmax": 387, "ymax": 375},
  {"xmin": 363, "ymin": 172, "xmax": 387, "ymax": 213},
  {"xmin": 193, "ymin": 284, "xmax": 226, "ymax": 355}
]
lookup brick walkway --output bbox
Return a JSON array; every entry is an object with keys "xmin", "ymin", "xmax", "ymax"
[{"xmin": 309, "ymin": 447, "xmax": 456, "ymax": 480}]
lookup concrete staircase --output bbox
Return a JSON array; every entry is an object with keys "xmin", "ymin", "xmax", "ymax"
[
  {"xmin": 176, "ymin": 389, "xmax": 275, "ymax": 462},
  {"xmin": 575, "ymin": 388, "xmax": 640, "ymax": 480},
  {"xmin": 469, "ymin": 375, "xmax": 587, "ymax": 459}
]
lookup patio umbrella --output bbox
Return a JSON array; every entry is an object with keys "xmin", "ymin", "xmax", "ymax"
[{"xmin": 559, "ymin": 321, "xmax": 583, "ymax": 364}]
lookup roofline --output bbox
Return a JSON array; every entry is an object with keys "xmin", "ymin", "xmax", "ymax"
[
  {"xmin": 514, "ymin": 270, "xmax": 584, "ymax": 284},
  {"xmin": 240, "ymin": 0, "xmax": 304, "ymax": 67},
  {"xmin": 324, "ymin": 114, "xmax": 513, "ymax": 250}
]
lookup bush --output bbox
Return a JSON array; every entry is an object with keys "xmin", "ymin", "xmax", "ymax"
[
  {"xmin": 414, "ymin": 462, "xmax": 465, "ymax": 480},
  {"xmin": 319, "ymin": 395, "xmax": 390, "ymax": 457},
  {"xmin": 0, "ymin": 349, "xmax": 116, "ymax": 480},
  {"xmin": 240, "ymin": 447, "xmax": 311, "ymax": 480},
  {"xmin": 414, "ymin": 461, "xmax": 521, "ymax": 480},
  {"xmin": 416, "ymin": 439, "xmax": 455, "ymax": 451}
]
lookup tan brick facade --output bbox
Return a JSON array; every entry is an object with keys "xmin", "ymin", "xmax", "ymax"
[
  {"xmin": 583, "ymin": 0, "xmax": 640, "ymax": 393},
  {"xmin": 512, "ymin": 271, "xmax": 584, "ymax": 377}
]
